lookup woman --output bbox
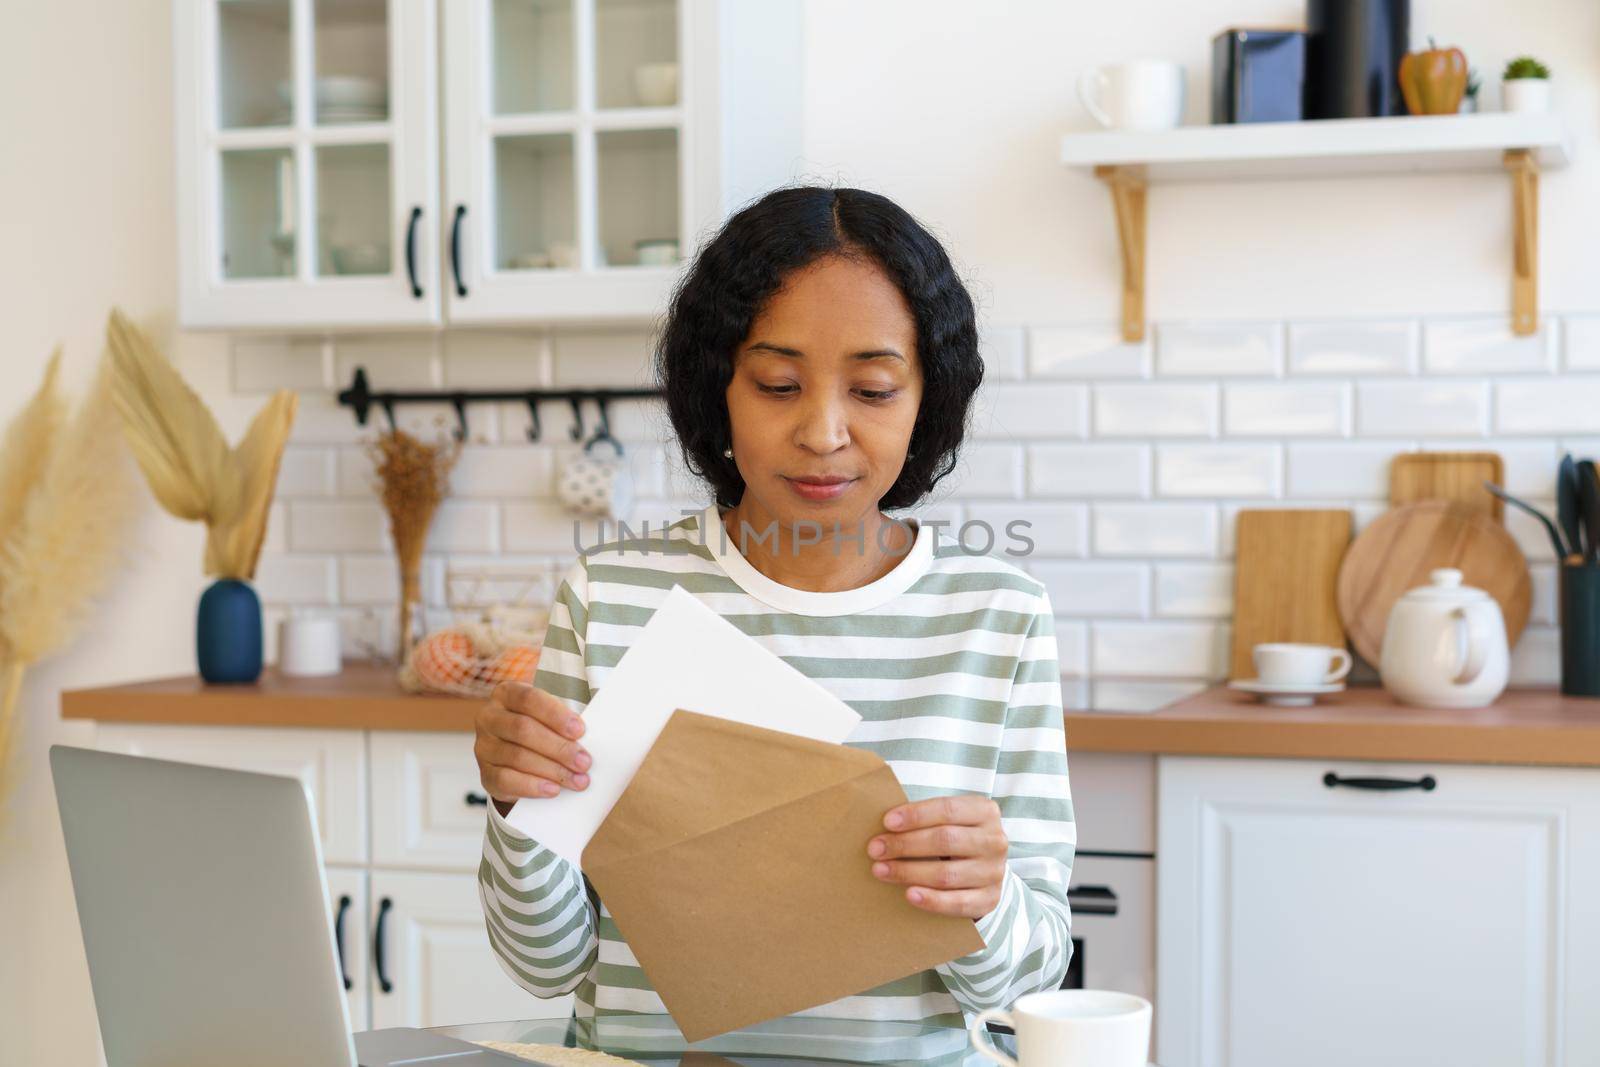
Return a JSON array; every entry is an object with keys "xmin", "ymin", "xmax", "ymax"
[{"xmin": 473, "ymin": 186, "xmax": 1074, "ymax": 1032}]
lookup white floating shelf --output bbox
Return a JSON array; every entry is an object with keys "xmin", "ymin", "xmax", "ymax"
[{"xmin": 1060, "ymin": 113, "xmax": 1570, "ymax": 182}]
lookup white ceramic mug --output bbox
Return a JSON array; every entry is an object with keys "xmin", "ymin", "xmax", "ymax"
[
  {"xmin": 1078, "ymin": 60, "xmax": 1186, "ymax": 130},
  {"xmin": 278, "ymin": 613, "xmax": 342, "ymax": 677},
  {"xmin": 1254, "ymin": 642, "xmax": 1352, "ymax": 686},
  {"xmin": 557, "ymin": 436, "xmax": 634, "ymax": 519},
  {"xmin": 970, "ymin": 989, "xmax": 1151, "ymax": 1067}
]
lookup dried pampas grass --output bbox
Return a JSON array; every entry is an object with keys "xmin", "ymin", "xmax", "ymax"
[
  {"xmin": 366, "ymin": 427, "xmax": 460, "ymax": 662},
  {"xmin": 106, "ymin": 309, "xmax": 296, "ymax": 580},
  {"xmin": 0, "ymin": 347, "xmax": 137, "ymax": 793}
]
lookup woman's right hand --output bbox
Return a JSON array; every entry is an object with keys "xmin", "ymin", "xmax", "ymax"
[{"xmin": 475, "ymin": 681, "xmax": 592, "ymax": 817}]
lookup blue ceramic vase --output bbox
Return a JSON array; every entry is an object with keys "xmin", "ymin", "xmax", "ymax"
[{"xmin": 196, "ymin": 578, "xmax": 263, "ymax": 683}]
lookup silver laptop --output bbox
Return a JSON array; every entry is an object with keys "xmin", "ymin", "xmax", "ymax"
[{"xmin": 51, "ymin": 745, "xmax": 543, "ymax": 1067}]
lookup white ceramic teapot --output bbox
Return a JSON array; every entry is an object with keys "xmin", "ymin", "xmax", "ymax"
[{"xmin": 1379, "ymin": 568, "xmax": 1509, "ymax": 709}]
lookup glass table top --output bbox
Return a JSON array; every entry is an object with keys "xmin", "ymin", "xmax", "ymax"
[{"xmin": 432, "ymin": 1013, "xmax": 1011, "ymax": 1066}]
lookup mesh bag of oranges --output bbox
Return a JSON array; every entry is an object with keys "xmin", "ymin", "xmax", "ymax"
[{"xmin": 398, "ymin": 604, "xmax": 549, "ymax": 697}]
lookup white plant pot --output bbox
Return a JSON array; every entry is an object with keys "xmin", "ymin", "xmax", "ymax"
[{"xmin": 1502, "ymin": 77, "xmax": 1551, "ymax": 113}]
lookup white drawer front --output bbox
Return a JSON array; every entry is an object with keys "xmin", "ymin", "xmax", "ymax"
[
  {"xmin": 96, "ymin": 724, "xmax": 367, "ymax": 864},
  {"xmin": 1069, "ymin": 751, "xmax": 1155, "ymax": 854},
  {"xmin": 371, "ymin": 732, "xmax": 491, "ymax": 871}
]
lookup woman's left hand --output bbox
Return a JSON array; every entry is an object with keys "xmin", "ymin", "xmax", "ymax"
[{"xmin": 868, "ymin": 795, "xmax": 1008, "ymax": 919}]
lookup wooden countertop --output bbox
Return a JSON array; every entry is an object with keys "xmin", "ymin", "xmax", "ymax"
[{"xmin": 61, "ymin": 664, "xmax": 1600, "ymax": 768}]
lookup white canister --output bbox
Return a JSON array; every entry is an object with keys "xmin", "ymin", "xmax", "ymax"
[
  {"xmin": 1078, "ymin": 60, "xmax": 1187, "ymax": 130},
  {"xmin": 1502, "ymin": 77, "xmax": 1551, "ymax": 113},
  {"xmin": 278, "ymin": 612, "xmax": 343, "ymax": 677}
]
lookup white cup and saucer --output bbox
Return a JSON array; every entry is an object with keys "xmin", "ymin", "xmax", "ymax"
[
  {"xmin": 1230, "ymin": 643, "xmax": 1352, "ymax": 706},
  {"xmin": 970, "ymin": 989, "xmax": 1153, "ymax": 1067}
]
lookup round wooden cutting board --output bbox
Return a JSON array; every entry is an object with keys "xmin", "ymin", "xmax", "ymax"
[{"xmin": 1337, "ymin": 500, "xmax": 1532, "ymax": 665}]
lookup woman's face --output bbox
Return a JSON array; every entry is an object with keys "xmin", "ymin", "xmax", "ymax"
[{"xmin": 725, "ymin": 254, "xmax": 923, "ymax": 529}]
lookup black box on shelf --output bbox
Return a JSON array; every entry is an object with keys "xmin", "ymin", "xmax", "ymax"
[{"xmin": 1212, "ymin": 28, "xmax": 1307, "ymax": 124}]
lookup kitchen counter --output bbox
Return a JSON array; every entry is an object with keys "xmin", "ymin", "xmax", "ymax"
[{"xmin": 60, "ymin": 666, "xmax": 1600, "ymax": 768}]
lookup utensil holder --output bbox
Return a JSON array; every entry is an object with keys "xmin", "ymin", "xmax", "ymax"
[{"xmin": 1560, "ymin": 563, "xmax": 1600, "ymax": 697}]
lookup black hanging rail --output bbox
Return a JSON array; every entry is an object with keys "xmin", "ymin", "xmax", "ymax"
[{"xmin": 336, "ymin": 366, "xmax": 662, "ymax": 444}]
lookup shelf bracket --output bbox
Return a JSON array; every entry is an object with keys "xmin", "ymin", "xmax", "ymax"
[
  {"xmin": 1095, "ymin": 164, "xmax": 1147, "ymax": 342},
  {"xmin": 1504, "ymin": 148, "xmax": 1539, "ymax": 337}
]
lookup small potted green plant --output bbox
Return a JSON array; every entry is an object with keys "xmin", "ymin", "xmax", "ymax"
[{"xmin": 1502, "ymin": 56, "xmax": 1551, "ymax": 113}]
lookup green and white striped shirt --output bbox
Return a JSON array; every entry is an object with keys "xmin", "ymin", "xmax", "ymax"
[{"xmin": 479, "ymin": 504, "xmax": 1075, "ymax": 1033}]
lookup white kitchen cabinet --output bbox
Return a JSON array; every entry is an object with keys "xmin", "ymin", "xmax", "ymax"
[
  {"xmin": 95, "ymin": 722, "xmax": 368, "ymax": 864},
  {"xmin": 370, "ymin": 869, "xmax": 575, "ymax": 1029},
  {"xmin": 371, "ymin": 731, "xmax": 495, "ymax": 870},
  {"xmin": 175, "ymin": 0, "xmax": 803, "ymax": 330},
  {"xmin": 326, "ymin": 864, "xmax": 372, "ymax": 1029},
  {"xmin": 1157, "ymin": 756, "xmax": 1600, "ymax": 1067}
]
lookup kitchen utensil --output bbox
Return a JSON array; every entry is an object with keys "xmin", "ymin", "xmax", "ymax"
[
  {"xmin": 1379, "ymin": 568, "xmax": 1509, "ymax": 708},
  {"xmin": 1227, "ymin": 678, "xmax": 1346, "ymax": 707},
  {"xmin": 1211, "ymin": 28, "xmax": 1306, "ymax": 123},
  {"xmin": 633, "ymin": 61, "xmax": 679, "ymax": 106},
  {"xmin": 1399, "ymin": 41, "xmax": 1468, "ymax": 115},
  {"xmin": 1229, "ymin": 509, "xmax": 1352, "ymax": 680},
  {"xmin": 1483, "ymin": 481, "xmax": 1568, "ymax": 560},
  {"xmin": 1390, "ymin": 451, "xmax": 1503, "ymax": 521},
  {"xmin": 1559, "ymin": 453, "xmax": 1583, "ymax": 559},
  {"xmin": 1560, "ymin": 563, "xmax": 1600, "ymax": 696},
  {"xmin": 1305, "ymin": 0, "xmax": 1409, "ymax": 118},
  {"xmin": 1253, "ymin": 642, "xmax": 1352, "ymax": 686},
  {"xmin": 278, "ymin": 612, "xmax": 342, "ymax": 677},
  {"xmin": 1578, "ymin": 459, "xmax": 1600, "ymax": 563},
  {"xmin": 971, "ymin": 990, "xmax": 1152, "ymax": 1067},
  {"xmin": 1338, "ymin": 500, "xmax": 1531, "ymax": 667},
  {"xmin": 1078, "ymin": 60, "xmax": 1186, "ymax": 130}
]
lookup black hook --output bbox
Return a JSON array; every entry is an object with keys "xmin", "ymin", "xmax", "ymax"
[
  {"xmin": 380, "ymin": 398, "xmax": 397, "ymax": 433},
  {"xmin": 568, "ymin": 396, "xmax": 586, "ymax": 441},
  {"xmin": 523, "ymin": 395, "xmax": 542, "ymax": 443},
  {"xmin": 583, "ymin": 397, "xmax": 623, "ymax": 455},
  {"xmin": 450, "ymin": 394, "xmax": 469, "ymax": 442},
  {"xmin": 337, "ymin": 367, "xmax": 374, "ymax": 426}
]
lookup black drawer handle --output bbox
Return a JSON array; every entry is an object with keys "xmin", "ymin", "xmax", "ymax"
[
  {"xmin": 404, "ymin": 206, "xmax": 423, "ymax": 299},
  {"xmin": 450, "ymin": 204, "xmax": 468, "ymax": 297},
  {"xmin": 334, "ymin": 894, "xmax": 352, "ymax": 991},
  {"xmin": 374, "ymin": 897, "xmax": 394, "ymax": 994},
  {"xmin": 465, "ymin": 791, "xmax": 489, "ymax": 807},
  {"xmin": 1066, "ymin": 884, "xmax": 1118, "ymax": 916},
  {"xmin": 1324, "ymin": 772, "xmax": 1437, "ymax": 792}
]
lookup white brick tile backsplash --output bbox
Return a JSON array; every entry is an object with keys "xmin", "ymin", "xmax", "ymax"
[
  {"xmin": 551, "ymin": 329, "xmax": 655, "ymax": 386},
  {"xmin": 1496, "ymin": 379, "xmax": 1600, "ymax": 435},
  {"xmin": 1529, "ymin": 563, "xmax": 1557, "ymax": 627},
  {"xmin": 275, "ymin": 447, "xmax": 337, "ymax": 497},
  {"xmin": 1504, "ymin": 500, "xmax": 1557, "ymax": 560},
  {"xmin": 1154, "ymin": 563, "xmax": 1234, "ymax": 618},
  {"xmin": 1094, "ymin": 383, "xmax": 1218, "ymax": 438},
  {"xmin": 288, "ymin": 397, "xmax": 367, "ymax": 445},
  {"xmin": 965, "ymin": 502, "xmax": 1086, "ymax": 558},
  {"xmin": 1509, "ymin": 627, "xmax": 1560, "ymax": 686},
  {"xmin": 1092, "ymin": 621, "xmax": 1228, "ymax": 676},
  {"xmin": 290, "ymin": 501, "xmax": 388, "ymax": 552},
  {"xmin": 1029, "ymin": 561, "xmax": 1149, "ymax": 618},
  {"xmin": 233, "ymin": 337, "xmax": 329, "ymax": 392},
  {"xmin": 1028, "ymin": 324, "xmax": 1149, "ymax": 378},
  {"xmin": 1055, "ymin": 621, "xmax": 1089, "ymax": 676},
  {"xmin": 974, "ymin": 382, "xmax": 1089, "ymax": 439},
  {"xmin": 264, "ymin": 501, "xmax": 288, "ymax": 554},
  {"xmin": 1093, "ymin": 504, "xmax": 1218, "ymax": 557},
  {"xmin": 935, "ymin": 443, "xmax": 1024, "ymax": 500},
  {"xmin": 442, "ymin": 331, "xmax": 553, "ymax": 387},
  {"xmin": 980, "ymin": 324, "xmax": 1026, "ymax": 380},
  {"xmin": 1156, "ymin": 321, "xmax": 1282, "ymax": 377},
  {"xmin": 1424, "ymin": 318, "xmax": 1556, "ymax": 375},
  {"xmin": 1287, "ymin": 442, "xmax": 1410, "ymax": 497},
  {"xmin": 503, "ymin": 501, "xmax": 587, "ymax": 553},
  {"xmin": 1156, "ymin": 444, "xmax": 1282, "ymax": 498},
  {"xmin": 1091, "ymin": 679, "xmax": 1208, "ymax": 712},
  {"xmin": 426, "ymin": 501, "xmax": 500, "ymax": 553},
  {"xmin": 1356, "ymin": 380, "xmax": 1488, "ymax": 437},
  {"xmin": 333, "ymin": 335, "xmax": 441, "ymax": 388},
  {"xmin": 253, "ymin": 555, "xmax": 336, "ymax": 605},
  {"xmin": 340, "ymin": 554, "xmax": 399, "ymax": 605},
  {"xmin": 1566, "ymin": 316, "xmax": 1600, "ymax": 371},
  {"xmin": 1028, "ymin": 444, "xmax": 1150, "ymax": 498},
  {"xmin": 449, "ymin": 446, "xmax": 556, "ymax": 499},
  {"xmin": 1288, "ymin": 319, "xmax": 1417, "ymax": 376},
  {"xmin": 1224, "ymin": 382, "xmax": 1349, "ymax": 437}
]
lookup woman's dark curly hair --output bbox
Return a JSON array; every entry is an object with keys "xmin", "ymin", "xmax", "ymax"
[{"xmin": 654, "ymin": 185, "xmax": 983, "ymax": 512}]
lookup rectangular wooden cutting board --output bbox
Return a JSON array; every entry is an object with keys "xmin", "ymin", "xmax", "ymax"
[
  {"xmin": 1230, "ymin": 509, "xmax": 1353, "ymax": 680},
  {"xmin": 1389, "ymin": 451, "xmax": 1504, "ymax": 522}
]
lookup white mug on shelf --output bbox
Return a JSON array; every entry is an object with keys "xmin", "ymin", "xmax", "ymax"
[
  {"xmin": 1253, "ymin": 642, "xmax": 1352, "ymax": 687},
  {"xmin": 557, "ymin": 436, "xmax": 634, "ymax": 519},
  {"xmin": 1078, "ymin": 60, "xmax": 1186, "ymax": 130},
  {"xmin": 970, "ymin": 989, "xmax": 1152, "ymax": 1067},
  {"xmin": 278, "ymin": 612, "xmax": 342, "ymax": 677}
]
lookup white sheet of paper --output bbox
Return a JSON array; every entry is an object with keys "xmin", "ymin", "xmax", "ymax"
[{"xmin": 505, "ymin": 584, "xmax": 864, "ymax": 865}]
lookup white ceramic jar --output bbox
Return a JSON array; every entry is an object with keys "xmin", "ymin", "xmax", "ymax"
[{"xmin": 1379, "ymin": 568, "xmax": 1509, "ymax": 709}]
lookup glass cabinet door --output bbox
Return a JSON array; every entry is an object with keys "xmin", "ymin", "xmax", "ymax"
[
  {"xmin": 179, "ymin": 0, "xmax": 439, "ymax": 328},
  {"xmin": 444, "ymin": 0, "xmax": 687, "ymax": 323}
]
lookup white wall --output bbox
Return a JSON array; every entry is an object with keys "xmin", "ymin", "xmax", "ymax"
[{"xmin": 3, "ymin": 1, "xmax": 1599, "ymax": 1064}]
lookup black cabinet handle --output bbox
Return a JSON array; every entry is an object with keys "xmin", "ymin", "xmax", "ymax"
[
  {"xmin": 1066, "ymin": 884, "xmax": 1118, "ymax": 916},
  {"xmin": 374, "ymin": 897, "xmax": 394, "ymax": 994},
  {"xmin": 1324, "ymin": 771, "xmax": 1437, "ymax": 792},
  {"xmin": 404, "ymin": 206, "xmax": 423, "ymax": 299},
  {"xmin": 334, "ymin": 894, "xmax": 353, "ymax": 991},
  {"xmin": 450, "ymin": 204, "xmax": 468, "ymax": 297},
  {"xmin": 465, "ymin": 791, "xmax": 488, "ymax": 807}
]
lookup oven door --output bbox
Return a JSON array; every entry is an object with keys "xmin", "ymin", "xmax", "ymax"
[{"xmin": 1062, "ymin": 854, "xmax": 1155, "ymax": 1004}]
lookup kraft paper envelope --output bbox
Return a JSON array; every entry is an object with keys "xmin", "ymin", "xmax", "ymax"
[
  {"xmin": 507, "ymin": 585, "xmax": 863, "ymax": 865},
  {"xmin": 581, "ymin": 709, "xmax": 985, "ymax": 1043}
]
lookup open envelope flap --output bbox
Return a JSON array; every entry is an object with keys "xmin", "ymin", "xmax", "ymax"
[
  {"xmin": 581, "ymin": 710, "xmax": 888, "ymax": 870},
  {"xmin": 581, "ymin": 709, "xmax": 984, "ymax": 1042}
]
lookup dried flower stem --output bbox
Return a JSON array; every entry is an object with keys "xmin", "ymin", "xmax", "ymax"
[{"xmin": 366, "ymin": 427, "xmax": 459, "ymax": 662}]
